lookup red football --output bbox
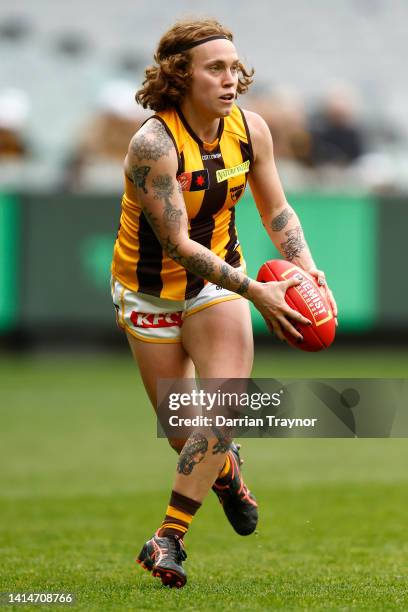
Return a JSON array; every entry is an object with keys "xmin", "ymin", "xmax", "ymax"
[{"xmin": 256, "ymin": 259, "xmax": 336, "ymax": 351}]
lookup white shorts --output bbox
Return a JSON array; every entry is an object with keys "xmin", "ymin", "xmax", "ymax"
[{"xmin": 111, "ymin": 276, "xmax": 243, "ymax": 343}]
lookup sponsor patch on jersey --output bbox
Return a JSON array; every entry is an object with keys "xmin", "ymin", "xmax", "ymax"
[
  {"xmin": 202, "ymin": 152, "xmax": 222, "ymax": 161},
  {"xmin": 177, "ymin": 169, "xmax": 210, "ymax": 191},
  {"xmin": 230, "ymin": 183, "xmax": 245, "ymax": 202},
  {"xmin": 216, "ymin": 160, "xmax": 250, "ymax": 183},
  {"xmin": 130, "ymin": 311, "xmax": 183, "ymax": 328}
]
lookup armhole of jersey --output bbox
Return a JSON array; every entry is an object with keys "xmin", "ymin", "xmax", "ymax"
[
  {"xmin": 149, "ymin": 115, "xmax": 184, "ymax": 176},
  {"xmin": 238, "ymin": 107, "xmax": 254, "ymax": 164}
]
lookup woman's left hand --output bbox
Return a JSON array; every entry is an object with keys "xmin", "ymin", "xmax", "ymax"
[{"xmin": 308, "ymin": 268, "xmax": 338, "ymax": 327}]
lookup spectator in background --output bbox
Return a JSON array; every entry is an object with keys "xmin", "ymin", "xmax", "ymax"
[
  {"xmin": 63, "ymin": 80, "xmax": 150, "ymax": 191},
  {"xmin": 309, "ymin": 82, "xmax": 365, "ymax": 166},
  {"xmin": 246, "ymin": 88, "xmax": 313, "ymax": 165},
  {"xmin": 0, "ymin": 88, "xmax": 30, "ymax": 159}
]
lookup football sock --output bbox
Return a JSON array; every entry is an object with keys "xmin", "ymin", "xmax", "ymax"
[
  {"xmin": 214, "ymin": 452, "xmax": 232, "ymax": 485},
  {"xmin": 158, "ymin": 490, "xmax": 201, "ymax": 539}
]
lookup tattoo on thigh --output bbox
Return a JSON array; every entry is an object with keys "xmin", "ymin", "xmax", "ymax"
[
  {"xmin": 211, "ymin": 426, "xmax": 231, "ymax": 455},
  {"xmin": 177, "ymin": 432, "xmax": 208, "ymax": 476}
]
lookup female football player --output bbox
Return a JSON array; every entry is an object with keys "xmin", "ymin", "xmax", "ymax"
[{"xmin": 111, "ymin": 17, "xmax": 337, "ymax": 588}]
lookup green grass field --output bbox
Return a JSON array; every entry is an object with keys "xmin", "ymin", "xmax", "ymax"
[{"xmin": 1, "ymin": 347, "xmax": 408, "ymax": 611}]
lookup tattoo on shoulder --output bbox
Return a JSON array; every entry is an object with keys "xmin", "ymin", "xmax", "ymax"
[
  {"xmin": 131, "ymin": 165, "xmax": 150, "ymax": 193},
  {"xmin": 177, "ymin": 432, "xmax": 208, "ymax": 476},
  {"xmin": 280, "ymin": 226, "xmax": 305, "ymax": 260},
  {"xmin": 271, "ymin": 207, "xmax": 294, "ymax": 232},
  {"xmin": 131, "ymin": 120, "xmax": 173, "ymax": 162}
]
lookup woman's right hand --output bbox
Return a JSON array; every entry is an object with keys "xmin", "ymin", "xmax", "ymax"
[{"xmin": 248, "ymin": 278, "xmax": 311, "ymax": 343}]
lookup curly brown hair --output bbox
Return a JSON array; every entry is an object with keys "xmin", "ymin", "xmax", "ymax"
[{"xmin": 136, "ymin": 18, "xmax": 254, "ymax": 111}]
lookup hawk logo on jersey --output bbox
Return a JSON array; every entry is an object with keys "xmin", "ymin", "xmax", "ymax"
[
  {"xmin": 177, "ymin": 169, "xmax": 210, "ymax": 192},
  {"xmin": 130, "ymin": 311, "xmax": 183, "ymax": 328},
  {"xmin": 230, "ymin": 183, "xmax": 245, "ymax": 202}
]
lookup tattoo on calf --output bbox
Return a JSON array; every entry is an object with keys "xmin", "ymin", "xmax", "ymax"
[
  {"xmin": 131, "ymin": 120, "xmax": 173, "ymax": 161},
  {"xmin": 211, "ymin": 426, "xmax": 231, "ymax": 455},
  {"xmin": 131, "ymin": 165, "xmax": 150, "ymax": 193},
  {"xmin": 271, "ymin": 207, "xmax": 294, "ymax": 232},
  {"xmin": 177, "ymin": 432, "xmax": 208, "ymax": 476},
  {"xmin": 281, "ymin": 226, "xmax": 305, "ymax": 260}
]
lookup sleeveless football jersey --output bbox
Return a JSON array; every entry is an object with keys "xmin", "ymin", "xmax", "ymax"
[{"xmin": 111, "ymin": 104, "xmax": 253, "ymax": 300}]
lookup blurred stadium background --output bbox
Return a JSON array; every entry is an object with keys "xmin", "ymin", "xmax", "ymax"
[
  {"xmin": 1, "ymin": 1, "xmax": 407, "ymax": 609},
  {"xmin": 1, "ymin": 0, "xmax": 408, "ymax": 347}
]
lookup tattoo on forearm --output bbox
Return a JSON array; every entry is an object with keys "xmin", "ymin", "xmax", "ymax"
[
  {"xmin": 281, "ymin": 226, "xmax": 305, "ymax": 260},
  {"xmin": 220, "ymin": 264, "xmax": 250, "ymax": 296},
  {"xmin": 236, "ymin": 277, "xmax": 250, "ymax": 295},
  {"xmin": 164, "ymin": 239, "xmax": 215, "ymax": 277},
  {"xmin": 163, "ymin": 237, "xmax": 183, "ymax": 262},
  {"xmin": 131, "ymin": 165, "xmax": 150, "ymax": 193},
  {"xmin": 186, "ymin": 252, "xmax": 216, "ymax": 276},
  {"xmin": 131, "ymin": 120, "xmax": 173, "ymax": 161},
  {"xmin": 177, "ymin": 432, "xmax": 208, "ymax": 476},
  {"xmin": 153, "ymin": 174, "xmax": 182, "ymax": 233},
  {"xmin": 271, "ymin": 207, "xmax": 294, "ymax": 232}
]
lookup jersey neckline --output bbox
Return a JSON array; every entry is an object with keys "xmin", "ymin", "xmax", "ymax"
[{"xmin": 176, "ymin": 106, "xmax": 224, "ymax": 151}]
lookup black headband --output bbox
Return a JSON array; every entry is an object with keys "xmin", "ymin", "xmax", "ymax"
[{"xmin": 172, "ymin": 35, "xmax": 230, "ymax": 54}]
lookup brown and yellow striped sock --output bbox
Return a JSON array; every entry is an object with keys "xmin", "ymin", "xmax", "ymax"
[
  {"xmin": 214, "ymin": 452, "xmax": 232, "ymax": 485},
  {"xmin": 157, "ymin": 490, "xmax": 201, "ymax": 539}
]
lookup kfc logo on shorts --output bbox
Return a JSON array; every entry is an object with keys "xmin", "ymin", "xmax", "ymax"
[{"xmin": 130, "ymin": 311, "xmax": 183, "ymax": 328}]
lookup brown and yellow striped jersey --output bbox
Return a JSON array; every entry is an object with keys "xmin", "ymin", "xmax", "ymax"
[{"xmin": 111, "ymin": 104, "xmax": 253, "ymax": 300}]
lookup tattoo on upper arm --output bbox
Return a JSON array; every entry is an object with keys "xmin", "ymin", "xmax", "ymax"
[
  {"xmin": 177, "ymin": 432, "xmax": 208, "ymax": 476},
  {"xmin": 131, "ymin": 120, "xmax": 173, "ymax": 161},
  {"xmin": 131, "ymin": 165, "xmax": 150, "ymax": 193},
  {"xmin": 153, "ymin": 174, "xmax": 183, "ymax": 233},
  {"xmin": 280, "ymin": 226, "xmax": 305, "ymax": 260},
  {"xmin": 271, "ymin": 207, "xmax": 294, "ymax": 232},
  {"xmin": 143, "ymin": 208, "xmax": 161, "ymax": 237}
]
